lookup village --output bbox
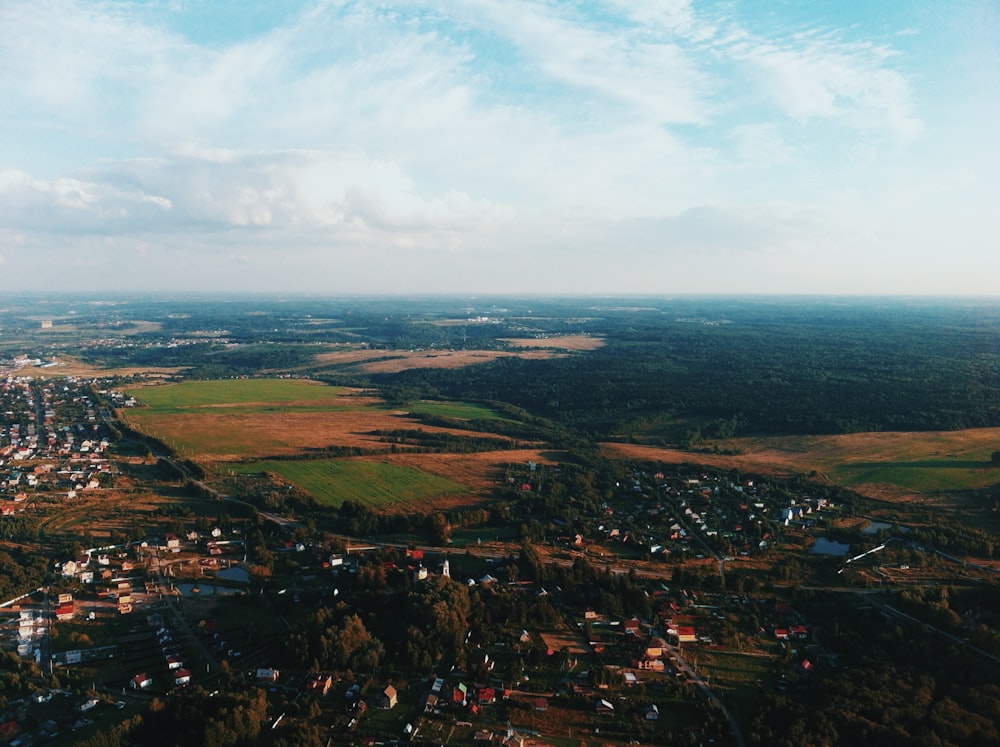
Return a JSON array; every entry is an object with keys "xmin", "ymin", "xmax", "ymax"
[{"xmin": 0, "ymin": 352, "xmax": 994, "ymax": 745}]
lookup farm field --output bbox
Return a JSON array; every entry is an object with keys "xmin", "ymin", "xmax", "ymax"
[
  {"xmin": 310, "ymin": 345, "xmax": 573, "ymax": 374},
  {"xmin": 500, "ymin": 334, "xmax": 605, "ymax": 350},
  {"xmin": 405, "ymin": 399, "xmax": 509, "ymax": 420},
  {"xmin": 602, "ymin": 427, "xmax": 1000, "ymax": 497},
  {"xmin": 10, "ymin": 354, "xmax": 184, "ymax": 380},
  {"xmin": 232, "ymin": 458, "xmax": 467, "ymax": 510},
  {"xmin": 125, "ymin": 378, "xmax": 348, "ymax": 409},
  {"xmin": 117, "ymin": 378, "xmax": 538, "ymax": 510},
  {"xmin": 120, "ymin": 380, "xmax": 516, "ymax": 462}
]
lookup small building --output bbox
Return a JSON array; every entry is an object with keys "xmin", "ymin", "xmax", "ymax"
[
  {"xmin": 644, "ymin": 704, "xmax": 660, "ymax": 720},
  {"xmin": 256, "ymin": 668, "xmax": 280, "ymax": 684},
  {"xmin": 131, "ymin": 673, "xmax": 152, "ymax": 690},
  {"xmin": 377, "ymin": 685, "xmax": 397, "ymax": 710},
  {"xmin": 307, "ymin": 674, "xmax": 333, "ymax": 696}
]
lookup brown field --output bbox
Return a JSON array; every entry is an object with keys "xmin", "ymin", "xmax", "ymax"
[
  {"xmin": 13, "ymin": 355, "xmax": 185, "ymax": 380},
  {"xmin": 500, "ymin": 334, "xmax": 605, "ymax": 351},
  {"xmin": 124, "ymin": 399, "xmax": 519, "ymax": 463},
  {"xmin": 602, "ymin": 426, "xmax": 1000, "ymax": 502},
  {"xmin": 312, "ymin": 347, "xmax": 569, "ymax": 373},
  {"xmin": 539, "ymin": 626, "xmax": 592, "ymax": 656}
]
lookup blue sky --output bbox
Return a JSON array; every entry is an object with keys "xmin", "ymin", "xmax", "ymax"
[{"xmin": 1, "ymin": 0, "xmax": 997, "ymax": 295}]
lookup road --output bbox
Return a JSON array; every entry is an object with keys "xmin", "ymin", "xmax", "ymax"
[{"xmin": 668, "ymin": 641, "xmax": 747, "ymax": 747}]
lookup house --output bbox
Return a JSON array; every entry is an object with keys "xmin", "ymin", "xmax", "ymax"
[
  {"xmin": 377, "ymin": 685, "xmax": 397, "ymax": 709},
  {"xmin": 644, "ymin": 704, "xmax": 660, "ymax": 720},
  {"xmin": 451, "ymin": 682, "xmax": 469, "ymax": 705},
  {"xmin": 307, "ymin": 674, "xmax": 333, "ymax": 696},
  {"xmin": 672, "ymin": 626, "xmax": 697, "ymax": 643},
  {"xmin": 55, "ymin": 602, "xmax": 74, "ymax": 621},
  {"xmin": 644, "ymin": 637, "xmax": 667, "ymax": 658},
  {"xmin": 636, "ymin": 656, "xmax": 665, "ymax": 672},
  {"xmin": 423, "ymin": 693, "xmax": 439, "ymax": 713},
  {"xmin": 533, "ymin": 697, "xmax": 548, "ymax": 711},
  {"xmin": 131, "ymin": 673, "xmax": 152, "ymax": 690},
  {"xmin": 78, "ymin": 697, "xmax": 99, "ymax": 713},
  {"xmin": 174, "ymin": 668, "xmax": 191, "ymax": 687},
  {"xmin": 477, "ymin": 687, "xmax": 496, "ymax": 705},
  {"xmin": 596, "ymin": 698, "xmax": 615, "ymax": 715}
]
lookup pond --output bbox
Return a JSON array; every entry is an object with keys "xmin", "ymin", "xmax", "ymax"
[
  {"xmin": 862, "ymin": 521, "xmax": 892, "ymax": 535},
  {"xmin": 216, "ymin": 566, "xmax": 251, "ymax": 584},
  {"xmin": 810, "ymin": 538, "xmax": 851, "ymax": 557}
]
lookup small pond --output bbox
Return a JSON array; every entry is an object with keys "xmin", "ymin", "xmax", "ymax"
[
  {"xmin": 216, "ymin": 566, "xmax": 251, "ymax": 584},
  {"xmin": 810, "ymin": 538, "xmax": 851, "ymax": 557}
]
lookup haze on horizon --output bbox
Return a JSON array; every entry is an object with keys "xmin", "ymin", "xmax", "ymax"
[{"xmin": 1, "ymin": 1, "xmax": 997, "ymax": 297}]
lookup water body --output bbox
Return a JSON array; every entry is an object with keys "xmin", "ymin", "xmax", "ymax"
[
  {"xmin": 216, "ymin": 566, "xmax": 251, "ymax": 584},
  {"xmin": 862, "ymin": 521, "xmax": 892, "ymax": 535},
  {"xmin": 811, "ymin": 538, "xmax": 851, "ymax": 557}
]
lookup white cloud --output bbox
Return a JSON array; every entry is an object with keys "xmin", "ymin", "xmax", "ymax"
[
  {"xmin": 725, "ymin": 30, "xmax": 923, "ymax": 141},
  {"xmin": 0, "ymin": 0, "xmax": 989, "ymax": 296}
]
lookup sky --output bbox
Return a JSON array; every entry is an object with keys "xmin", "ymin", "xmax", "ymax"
[{"xmin": 1, "ymin": 0, "xmax": 998, "ymax": 296}]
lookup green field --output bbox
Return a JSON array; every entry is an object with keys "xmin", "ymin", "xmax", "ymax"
[
  {"xmin": 234, "ymin": 459, "xmax": 467, "ymax": 509},
  {"xmin": 688, "ymin": 648, "xmax": 777, "ymax": 719},
  {"xmin": 126, "ymin": 378, "xmax": 347, "ymax": 411},
  {"xmin": 832, "ymin": 461, "xmax": 999, "ymax": 492},
  {"xmin": 406, "ymin": 400, "xmax": 509, "ymax": 420}
]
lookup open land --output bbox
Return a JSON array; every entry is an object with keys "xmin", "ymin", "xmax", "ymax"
[
  {"xmin": 122, "ymin": 380, "xmax": 521, "ymax": 462},
  {"xmin": 603, "ymin": 427, "xmax": 1000, "ymax": 498},
  {"xmin": 312, "ymin": 347, "xmax": 570, "ymax": 374},
  {"xmin": 121, "ymin": 378, "xmax": 546, "ymax": 511}
]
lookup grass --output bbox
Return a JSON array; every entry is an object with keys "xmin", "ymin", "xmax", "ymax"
[
  {"xmin": 830, "ymin": 461, "xmax": 999, "ymax": 492},
  {"xmin": 606, "ymin": 427, "xmax": 1000, "ymax": 494},
  {"xmin": 406, "ymin": 399, "xmax": 509, "ymax": 421},
  {"xmin": 126, "ymin": 379, "xmax": 347, "ymax": 411},
  {"xmin": 233, "ymin": 459, "xmax": 467, "ymax": 509},
  {"xmin": 687, "ymin": 647, "xmax": 777, "ymax": 719}
]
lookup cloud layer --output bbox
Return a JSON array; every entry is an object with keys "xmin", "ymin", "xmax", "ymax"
[{"xmin": 0, "ymin": 0, "xmax": 997, "ymax": 294}]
